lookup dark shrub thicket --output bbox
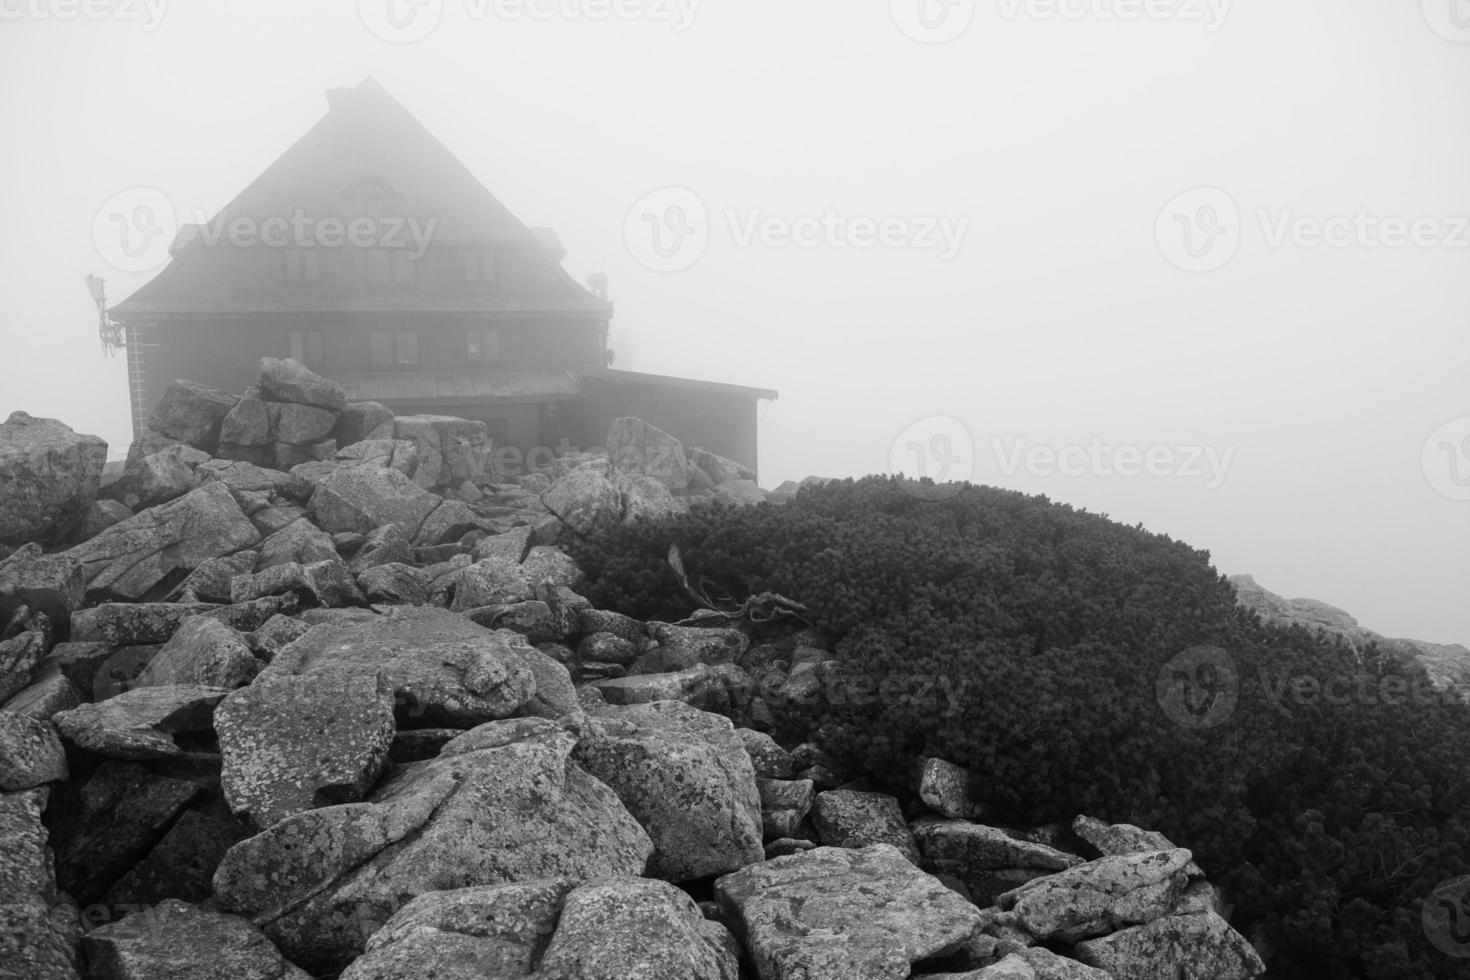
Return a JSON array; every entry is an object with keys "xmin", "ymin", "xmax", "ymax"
[{"xmin": 566, "ymin": 476, "xmax": 1470, "ymax": 980}]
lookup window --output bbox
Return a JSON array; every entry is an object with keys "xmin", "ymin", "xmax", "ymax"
[
  {"xmin": 368, "ymin": 249, "xmax": 415, "ymax": 284},
  {"xmin": 463, "ymin": 250, "xmax": 496, "ymax": 282},
  {"xmin": 370, "ymin": 330, "xmax": 419, "ymax": 367},
  {"xmin": 288, "ymin": 329, "xmax": 324, "ymax": 365},
  {"xmin": 466, "ymin": 329, "xmax": 500, "ymax": 365},
  {"xmin": 396, "ymin": 330, "xmax": 418, "ymax": 365},
  {"xmin": 370, "ymin": 331, "xmax": 392, "ymax": 367},
  {"xmin": 285, "ymin": 249, "xmax": 320, "ymax": 283}
]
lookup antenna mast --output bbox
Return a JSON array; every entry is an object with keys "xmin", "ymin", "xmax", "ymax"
[
  {"xmin": 85, "ymin": 274, "xmax": 150, "ymax": 441},
  {"xmin": 85, "ymin": 275, "xmax": 125, "ymax": 356}
]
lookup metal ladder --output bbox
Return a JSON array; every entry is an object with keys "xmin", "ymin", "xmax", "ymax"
[{"xmin": 125, "ymin": 322, "xmax": 149, "ymax": 442}]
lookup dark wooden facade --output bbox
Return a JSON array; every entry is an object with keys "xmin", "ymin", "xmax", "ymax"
[{"xmin": 111, "ymin": 78, "xmax": 777, "ymax": 474}]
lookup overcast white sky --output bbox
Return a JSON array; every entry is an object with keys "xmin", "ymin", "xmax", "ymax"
[{"xmin": 1, "ymin": 0, "xmax": 1467, "ymax": 645}]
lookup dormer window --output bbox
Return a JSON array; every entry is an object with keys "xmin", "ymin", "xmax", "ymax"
[
  {"xmin": 285, "ymin": 249, "xmax": 320, "ymax": 283},
  {"xmin": 463, "ymin": 250, "xmax": 497, "ymax": 282},
  {"xmin": 370, "ymin": 329, "xmax": 419, "ymax": 367},
  {"xmin": 368, "ymin": 249, "xmax": 416, "ymax": 284},
  {"xmin": 289, "ymin": 329, "xmax": 324, "ymax": 365},
  {"xmin": 467, "ymin": 329, "xmax": 500, "ymax": 365}
]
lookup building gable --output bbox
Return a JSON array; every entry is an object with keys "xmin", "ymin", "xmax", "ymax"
[{"xmin": 113, "ymin": 78, "xmax": 608, "ymax": 317}]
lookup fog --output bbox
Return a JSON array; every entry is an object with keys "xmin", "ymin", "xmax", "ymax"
[{"xmin": 1, "ymin": 0, "xmax": 1467, "ymax": 644}]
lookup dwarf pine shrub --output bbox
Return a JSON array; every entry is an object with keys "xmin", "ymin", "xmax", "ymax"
[{"xmin": 567, "ymin": 476, "xmax": 1470, "ymax": 980}]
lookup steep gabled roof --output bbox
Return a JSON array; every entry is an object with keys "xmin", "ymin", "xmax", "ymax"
[{"xmin": 114, "ymin": 78, "xmax": 609, "ymax": 317}]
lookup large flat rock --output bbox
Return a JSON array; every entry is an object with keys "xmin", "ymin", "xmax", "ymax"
[
  {"xmin": 813, "ymin": 789, "xmax": 921, "ymax": 863},
  {"xmin": 577, "ymin": 700, "xmax": 764, "ymax": 882},
  {"xmin": 213, "ymin": 717, "xmax": 654, "ymax": 973},
  {"xmin": 52, "ymin": 686, "xmax": 229, "ymax": 761},
  {"xmin": 0, "ymin": 545, "xmax": 86, "ymax": 630},
  {"xmin": 146, "ymin": 380, "xmax": 239, "ymax": 451},
  {"xmin": 216, "ymin": 673, "xmax": 396, "ymax": 830},
  {"xmin": 135, "ymin": 617, "xmax": 260, "ymax": 690},
  {"xmin": 392, "ymin": 414, "xmax": 489, "ymax": 490},
  {"xmin": 258, "ymin": 607, "xmax": 536, "ymax": 728},
  {"xmin": 81, "ymin": 898, "xmax": 309, "ymax": 980},
  {"xmin": 62, "ymin": 483, "xmax": 261, "ymax": 602},
  {"xmin": 715, "ymin": 843, "xmax": 985, "ymax": 980},
  {"xmin": 997, "ymin": 848, "xmax": 1195, "ymax": 943},
  {"xmin": 340, "ymin": 877, "xmax": 739, "ymax": 980},
  {"xmin": 258, "ymin": 357, "xmax": 347, "ymax": 412},
  {"xmin": 1073, "ymin": 909, "xmax": 1266, "ymax": 979},
  {"xmin": 307, "ymin": 464, "xmax": 448, "ymax": 539}
]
